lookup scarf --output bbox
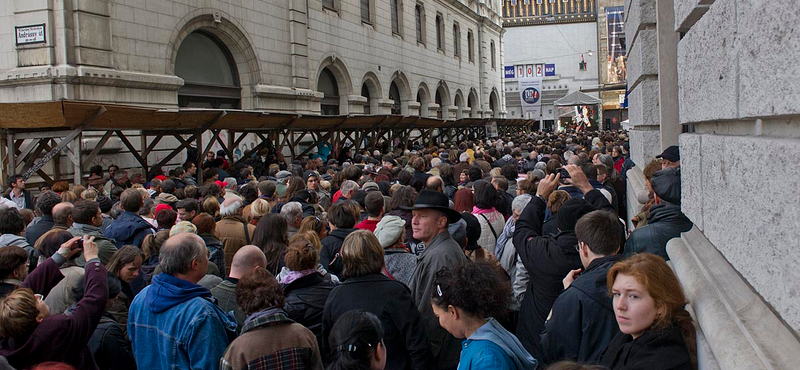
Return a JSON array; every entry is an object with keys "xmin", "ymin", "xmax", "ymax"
[
  {"xmin": 280, "ymin": 269, "xmax": 319, "ymax": 285},
  {"xmin": 472, "ymin": 206, "xmax": 498, "ymax": 215}
]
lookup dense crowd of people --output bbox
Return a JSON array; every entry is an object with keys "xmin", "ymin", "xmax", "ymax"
[{"xmin": 0, "ymin": 130, "xmax": 696, "ymax": 370}]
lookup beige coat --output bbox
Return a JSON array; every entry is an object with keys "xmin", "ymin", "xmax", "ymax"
[{"xmin": 215, "ymin": 215, "xmax": 256, "ymax": 271}]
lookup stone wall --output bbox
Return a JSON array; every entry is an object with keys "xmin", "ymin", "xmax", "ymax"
[
  {"xmin": 0, "ymin": 0, "xmax": 505, "ymax": 116},
  {"xmin": 627, "ymin": 0, "xmax": 800, "ymax": 367}
]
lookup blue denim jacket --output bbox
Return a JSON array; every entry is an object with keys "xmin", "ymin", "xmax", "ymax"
[{"xmin": 128, "ymin": 274, "xmax": 237, "ymax": 370}]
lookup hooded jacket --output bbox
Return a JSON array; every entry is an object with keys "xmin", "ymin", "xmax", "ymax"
[
  {"xmin": 538, "ymin": 254, "xmax": 623, "ymax": 365},
  {"xmin": 458, "ymin": 318, "xmax": 538, "ymax": 370},
  {"xmin": 128, "ymin": 273, "xmax": 237, "ymax": 370},
  {"xmin": 104, "ymin": 211, "xmax": 156, "ymax": 248},
  {"xmin": 625, "ymin": 203, "xmax": 693, "ymax": 260}
]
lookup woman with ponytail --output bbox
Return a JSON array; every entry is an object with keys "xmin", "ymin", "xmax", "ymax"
[
  {"xmin": 327, "ymin": 310, "xmax": 386, "ymax": 370},
  {"xmin": 601, "ymin": 253, "xmax": 696, "ymax": 370}
]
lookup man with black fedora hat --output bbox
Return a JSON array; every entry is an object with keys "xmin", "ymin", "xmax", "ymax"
[
  {"xmin": 512, "ymin": 164, "xmax": 616, "ymax": 359},
  {"xmin": 406, "ymin": 190, "xmax": 467, "ymax": 370}
]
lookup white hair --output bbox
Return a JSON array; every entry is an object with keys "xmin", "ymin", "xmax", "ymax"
[
  {"xmin": 219, "ymin": 199, "xmax": 243, "ymax": 217},
  {"xmin": 280, "ymin": 202, "xmax": 303, "ymax": 223},
  {"xmin": 340, "ymin": 180, "xmax": 359, "ymax": 196},
  {"xmin": 224, "ymin": 177, "xmax": 238, "ymax": 190},
  {"xmin": 512, "ymin": 194, "xmax": 533, "ymax": 213},
  {"xmin": 430, "ymin": 157, "xmax": 442, "ymax": 168}
]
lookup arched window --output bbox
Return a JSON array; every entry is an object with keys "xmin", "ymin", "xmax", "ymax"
[
  {"xmin": 175, "ymin": 31, "xmax": 241, "ymax": 109},
  {"xmin": 318, "ymin": 68, "xmax": 340, "ymax": 115}
]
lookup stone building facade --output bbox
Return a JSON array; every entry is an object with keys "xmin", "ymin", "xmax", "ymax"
[
  {"xmin": 500, "ymin": 0, "xmax": 600, "ymax": 130},
  {"xmin": 0, "ymin": 0, "xmax": 505, "ymax": 118},
  {"xmin": 625, "ymin": 0, "xmax": 800, "ymax": 368}
]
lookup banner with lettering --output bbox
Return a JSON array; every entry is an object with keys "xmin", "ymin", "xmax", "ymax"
[{"xmin": 518, "ymin": 77, "xmax": 543, "ymax": 118}]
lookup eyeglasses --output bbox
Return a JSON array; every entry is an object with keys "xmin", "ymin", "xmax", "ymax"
[{"xmin": 575, "ymin": 241, "xmax": 582, "ymax": 252}]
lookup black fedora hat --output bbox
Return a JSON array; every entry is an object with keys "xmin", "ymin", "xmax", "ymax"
[{"xmin": 401, "ymin": 190, "xmax": 461, "ymax": 223}]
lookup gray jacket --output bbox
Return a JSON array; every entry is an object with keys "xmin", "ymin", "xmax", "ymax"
[{"xmin": 409, "ymin": 230, "xmax": 468, "ymax": 369}]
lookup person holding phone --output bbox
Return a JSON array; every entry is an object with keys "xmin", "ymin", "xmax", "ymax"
[{"xmin": 0, "ymin": 235, "xmax": 109, "ymax": 370}]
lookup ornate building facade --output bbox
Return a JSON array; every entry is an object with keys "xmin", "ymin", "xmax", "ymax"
[{"xmin": 0, "ymin": 0, "xmax": 505, "ymax": 118}]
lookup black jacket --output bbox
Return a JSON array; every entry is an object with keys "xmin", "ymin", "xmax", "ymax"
[
  {"xmin": 322, "ymin": 273, "xmax": 433, "ymax": 370},
  {"xmin": 539, "ymin": 254, "xmax": 623, "ymax": 365},
  {"xmin": 600, "ymin": 325, "xmax": 693, "ymax": 370},
  {"xmin": 625, "ymin": 203, "xmax": 693, "ymax": 260},
  {"xmin": 87, "ymin": 312, "xmax": 136, "ymax": 370},
  {"xmin": 319, "ymin": 228, "xmax": 356, "ymax": 278},
  {"xmin": 283, "ymin": 273, "xmax": 335, "ymax": 349},
  {"xmin": 25, "ymin": 215, "xmax": 54, "ymax": 247},
  {"xmin": 513, "ymin": 189, "xmax": 614, "ymax": 358}
]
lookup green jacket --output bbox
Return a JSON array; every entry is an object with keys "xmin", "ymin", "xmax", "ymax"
[{"xmin": 68, "ymin": 223, "xmax": 118, "ymax": 266}]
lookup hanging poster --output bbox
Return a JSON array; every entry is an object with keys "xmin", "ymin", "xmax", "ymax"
[{"xmin": 518, "ymin": 77, "xmax": 543, "ymax": 118}]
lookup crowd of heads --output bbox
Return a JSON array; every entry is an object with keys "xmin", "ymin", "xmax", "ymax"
[{"xmin": 0, "ymin": 129, "xmax": 696, "ymax": 370}]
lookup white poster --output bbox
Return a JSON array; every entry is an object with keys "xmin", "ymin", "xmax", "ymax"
[
  {"xmin": 525, "ymin": 64, "xmax": 534, "ymax": 77},
  {"xmin": 519, "ymin": 77, "xmax": 543, "ymax": 118},
  {"xmin": 535, "ymin": 64, "xmax": 544, "ymax": 77}
]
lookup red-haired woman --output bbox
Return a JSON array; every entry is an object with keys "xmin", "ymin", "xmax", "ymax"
[{"xmin": 601, "ymin": 253, "xmax": 696, "ymax": 370}]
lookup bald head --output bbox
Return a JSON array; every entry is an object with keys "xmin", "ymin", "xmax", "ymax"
[
  {"xmin": 52, "ymin": 202, "xmax": 74, "ymax": 227},
  {"xmin": 229, "ymin": 245, "xmax": 267, "ymax": 279},
  {"xmin": 426, "ymin": 176, "xmax": 444, "ymax": 192}
]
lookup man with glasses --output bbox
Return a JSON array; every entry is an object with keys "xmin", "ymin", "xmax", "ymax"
[
  {"xmin": 512, "ymin": 164, "xmax": 616, "ymax": 359},
  {"xmin": 538, "ymin": 210, "xmax": 625, "ymax": 365}
]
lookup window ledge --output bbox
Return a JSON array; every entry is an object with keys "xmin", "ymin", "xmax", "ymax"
[{"xmin": 322, "ymin": 6, "xmax": 339, "ymax": 15}]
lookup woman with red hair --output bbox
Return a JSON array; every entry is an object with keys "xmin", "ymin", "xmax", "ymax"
[{"xmin": 601, "ymin": 253, "xmax": 696, "ymax": 370}]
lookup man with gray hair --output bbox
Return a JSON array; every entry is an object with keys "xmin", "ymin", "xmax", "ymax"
[
  {"xmin": 427, "ymin": 157, "xmax": 442, "ymax": 176},
  {"xmin": 334, "ymin": 180, "xmax": 359, "ymax": 205},
  {"xmin": 215, "ymin": 197, "xmax": 256, "ymax": 271},
  {"xmin": 280, "ymin": 201, "xmax": 303, "ymax": 238},
  {"xmin": 128, "ymin": 233, "xmax": 236, "ymax": 369},
  {"xmin": 222, "ymin": 177, "xmax": 240, "ymax": 200}
]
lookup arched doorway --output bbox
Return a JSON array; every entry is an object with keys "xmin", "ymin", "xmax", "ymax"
[
  {"xmin": 468, "ymin": 89, "xmax": 479, "ymax": 118},
  {"xmin": 389, "ymin": 82, "xmax": 402, "ymax": 115},
  {"xmin": 454, "ymin": 93, "xmax": 464, "ymax": 119},
  {"xmin": 489, "ymin": 89, "xmax": 500, "ymax": 118},
  {"xmin": 435, "ymin": 89, "xmax": 443, "ymax": 119},
  {"xmin": 361, "ymin": 83, "xmax": 372, "ymax": 114},
  {"xmin": 319, "ymin": 68, "xmax": 340, "ymax": 115},
  {"xmin": 175, "ymin": 31, "xmax": 241, "ymax": 108},
  {"xmin": 417, "ymin": 84, "xmax": 430, "ymax": 117}
]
